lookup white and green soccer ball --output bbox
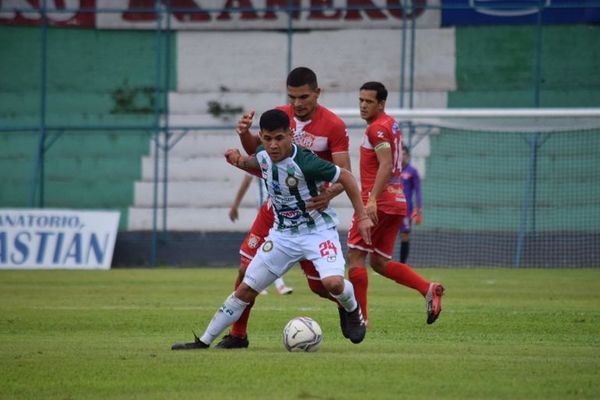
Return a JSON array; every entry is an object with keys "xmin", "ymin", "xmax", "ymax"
[{"xmin": 282, "ymin": 316, "xmax": 323, "ymax": 352}]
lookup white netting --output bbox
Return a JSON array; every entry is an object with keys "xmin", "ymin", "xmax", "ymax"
[
  {"xmin": 333, "ymin": 108, "xmax": 600, "ymax": 267},
  {"xmin": 332, "ymin": 107, "xmax": 600, "ymax": 133}
]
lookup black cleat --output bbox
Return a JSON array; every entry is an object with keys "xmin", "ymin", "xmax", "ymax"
[
  {"xmin": 344, "ymin": 305, "xmax": 366, "ymax": 344},
  {"xmin": 214, "ymin": 334, "xmax": 249, "ymax": 349},
  {"xmin": 171, "ymin": 332, "xmax": 209, "ymax": 350},
  {"xmin": 338, "ymin": 307, "xmax": 349, "ymax": 339}
]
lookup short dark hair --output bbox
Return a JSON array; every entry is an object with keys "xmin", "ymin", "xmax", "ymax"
[
  {"xmin": 260, "ymin": 109, "xmax": 290, "ymax": 132},
  {"xmin": 287, "ymin": 67, "xmax": 318, "ymax": 89},
  {"xmin": 360, "ymin": 81, "xmax": 388, "ymax": 101},
  {"xmin": 402, "ymin": 143, "xmax": 410, "ymax": 154}
]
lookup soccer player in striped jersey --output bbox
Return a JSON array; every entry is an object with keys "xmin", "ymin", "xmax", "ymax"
[
  {"xmin": 216, "ymin": 67, "xmax": 351, "ymax": 349},
  {"xmin": 346, "ymin": 82, "xmax": 444, "ymax": 326},
  {"xmin": 171, "ymin": 109, "xmax": 372, "ymax": 350}
]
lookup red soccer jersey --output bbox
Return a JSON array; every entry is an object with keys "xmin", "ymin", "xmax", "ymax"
[
  {"xmin": 359, "ymin": 112, "xmax": 406, "ymax": 215},
  {"xmin": 276, "ymin": 104, "xmax": 349, "ymax": 162}
]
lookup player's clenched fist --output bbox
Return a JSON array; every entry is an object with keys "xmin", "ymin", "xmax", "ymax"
[
  {"xmin": 224, "ymin": 148, "xmax": 243, "ymax": 167},
  {"xmin": 236, "ymin": 110, "xmax": 255, "ymax": 136}
]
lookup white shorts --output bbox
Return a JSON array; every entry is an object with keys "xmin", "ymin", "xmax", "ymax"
[{"xmin": 243, "ymin": 227, "xmax": 346, "ymax": 293}]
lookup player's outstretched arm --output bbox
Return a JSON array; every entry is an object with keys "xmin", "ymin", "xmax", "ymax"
[
  {"xmin": 306, "ymin": 152, "xmax": 351, "ymax": 211},
  {"xmin": 366, "ymin": 144, "xmax": 393, "ymax": 225},
  {"xmin": 338, "ymin": 168, "xmax": 373, "ymax": 245},
  {"xmin": 236, "ymin": 110, "xmax": 261, "ymax": 155},
  {"xmin": 224, "ymin": 148, "xmax": 261, "ymax": 177}
]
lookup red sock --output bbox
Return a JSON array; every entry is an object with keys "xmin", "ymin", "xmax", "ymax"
[
  {"xmin": 230, "ymin": 300, "xmax": 254, "ymax": 338},
  {"xmin": 230, "ymin": 257, "xmax": 252, "ymax": 338},
  {"xmin": 349, "ymin": 266, "xmax": 368, "ymax": 322},
  {"xmin": 382, "ymin": 260, "xmax": 430, "ymax": 296}
]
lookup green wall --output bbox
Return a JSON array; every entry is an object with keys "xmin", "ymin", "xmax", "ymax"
[
  {"xmin": 0, "ymin": 26, "xmax": 176, "ymax": 229},
  {"xmin": 449, "ymin": 25, "xmax": 600, "ymax": 106},
  {"xmin": 425, "ymin": 25, "xmax": 600, "ymax": 232}
]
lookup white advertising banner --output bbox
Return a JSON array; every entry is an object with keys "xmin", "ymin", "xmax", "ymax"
[
  {"xmin": 0, "ymin": 209, "xmax": 120, "ymax": 270},
  {"xmin": 96, "ymin": 0, "xmax": 442, "ymax": 30}
]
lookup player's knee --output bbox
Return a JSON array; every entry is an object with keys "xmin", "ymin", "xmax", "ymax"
[
  {"xmin": 234, "ymin": 283, "xmax": 258, "ymax": 303},
  {"xmin": 321, "ymin": 276, "xmax": 344, "ymax": 295}
]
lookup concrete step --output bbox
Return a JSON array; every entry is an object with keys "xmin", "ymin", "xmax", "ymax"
[
  {"xmin": 141, "ymin": 156, "xmax": 241, "ymax": 181},
  {"xmin": 133, "ymin": 180, "xmax": 354, "ymax": 208},
  {"xmin": 148, "ymin": 129, "xmax": 241, "ymax": 157},
  {"xmin": 128, "ymin": 206, "xmax": 356, "ymax": 232},
  {"xmin": 168, "ymin": 90, "xmax": 448, "ymax": 116},
  {"xmin": 140, "ymin": 154, "xmax": 366, "ymax": 181}
]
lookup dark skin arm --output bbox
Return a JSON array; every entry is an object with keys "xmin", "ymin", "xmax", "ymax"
[
  {"xmin": 365, "ymin": 145, "xmax": 393, "ymax": 225},
  {"xmin": 236, "ymin": 110, "xmax": 261, "ymax": 155},
  {"xmin": 306, "ymin": 151, "xmax": 352, "ymax": 211}
]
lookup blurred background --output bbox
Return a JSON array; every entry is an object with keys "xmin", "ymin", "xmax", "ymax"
[{"xmin": 1, "ymin": 0, "xmax": 599, "ymax": 267}]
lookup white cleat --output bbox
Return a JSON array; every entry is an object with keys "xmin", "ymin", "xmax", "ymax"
[{"xmin": 276, "ymin": 286, "xmax": 294, "ymax": 295}]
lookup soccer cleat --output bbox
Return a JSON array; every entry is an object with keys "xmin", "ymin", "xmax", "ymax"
[
  {"xmin": 277, "ymin": 286, "xmax": 294, "ymax": 295},
  {"xmin": 338, "ymin": 307, "xmax": 349, "ymax": 338},
  {"xmin": 426, "ymin": 283, "xmax": 445, "ymax": 324},
  {"xmin": 344, "ymin": 305, "xmax": 366, "ymax": 344},
  {"xmin": 171, "ymin": 332, "xmax": 209, "ymax": 350},
  {"xmin": 260, "ymin": 289, "xmax": 268, "ymax": 295},
  {"xmin": 214, "ymin": 334, "xmax": 249, "ymax": 349}
]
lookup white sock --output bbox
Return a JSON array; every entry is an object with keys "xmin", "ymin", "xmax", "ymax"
[
  {"xmin": 274, "ymin": 277, "xmax": 286, "ymax": 290},
  {"xmin": 199, "ymin": 293, "xmax": 249, "ymax": 345},
  {"xmin": 330, "ymin": 279, "xmax": 358, "ymax": 312}
]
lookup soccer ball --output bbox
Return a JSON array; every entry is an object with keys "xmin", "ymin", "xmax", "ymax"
[{"xmin": 282, "ymin": 316, "xmax": 323, "ymax": 352}]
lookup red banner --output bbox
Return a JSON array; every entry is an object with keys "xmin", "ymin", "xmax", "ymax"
[{"xmin": 0, "ymin": 0, "xmax": 96, "ymax": 27}]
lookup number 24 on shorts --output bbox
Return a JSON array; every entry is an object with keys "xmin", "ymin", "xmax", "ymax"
[{"xmin": 319, "ymin": 240, "xmax": 338, "ymax": 257}]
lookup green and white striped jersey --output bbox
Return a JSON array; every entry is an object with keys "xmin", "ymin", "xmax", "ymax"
[{"xmin": 256, "ymin": 144, "xmax": 341, "ymax": 235}]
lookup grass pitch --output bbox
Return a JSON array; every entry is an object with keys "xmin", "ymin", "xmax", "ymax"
[{"xmin": 1, "ymin": 267, "xmax": 598, "ymax": 400}]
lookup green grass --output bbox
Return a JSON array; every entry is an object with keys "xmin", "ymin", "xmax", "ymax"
[{"xmin": 1, "ymin": 268, "xmax": 599, "ymax": 400}]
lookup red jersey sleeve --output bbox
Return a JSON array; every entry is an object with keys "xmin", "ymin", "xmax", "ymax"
[
  {"xmin": 328, "ymin": 119, "xmax": 349, "ymax": 154},
  {"xmin": 366, "ymin": 123, "xmax": 392, "ymax": 148}
]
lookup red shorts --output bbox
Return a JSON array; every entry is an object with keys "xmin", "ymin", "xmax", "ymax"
[
  {"xmin": 347, "ymin": 211, "xmax": 403, "ymax": 259},
  {"xmin": 239, "ymin": 202, "xmax": 321, "ymax": 279}
]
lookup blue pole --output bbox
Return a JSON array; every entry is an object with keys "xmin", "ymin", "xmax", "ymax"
[
  {"xmin": 515, "ymin": 0, "xmax": 544, "ymax": 267},
  {"xmin": 286, "ymin": 0, "xmax": 293, "ymax": 99},
  {"xmin": 399, "ymin": 0, "xmax": 407, "ymax": 109},
  {"xmin": 151, "ymin": 0, "xmax": 164, "ymax": 266},
  {"xmin": 30, "ymin": 0, "xmax": 48, "ymax": 207},
  {"xmin": 162, "ymin": 1, "xmax": 172, "ymax": 239}
]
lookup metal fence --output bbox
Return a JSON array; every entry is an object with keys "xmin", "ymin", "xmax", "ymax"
[{"xmin": 1, "ymin": 1, "xmax": 599, "ymax": 266}]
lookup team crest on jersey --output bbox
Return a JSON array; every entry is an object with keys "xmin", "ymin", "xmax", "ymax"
[
  {"xmin": 285, "ymin": 175, "xmax": 298, "ymax": 188},
  {"xmin": 377, "ymin": 130, "xmax": 385, "ymax": 138},
  {"xmin": 247, "ymin": 234, "xmax": 260, "ymax": 249},
  {"xmin": 296, "ymin": 131, "xmax": 316, "ymax": 148},
  {"xmin": 262, "ymin": 240, "xmax": 273, "ymax": 252}
]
